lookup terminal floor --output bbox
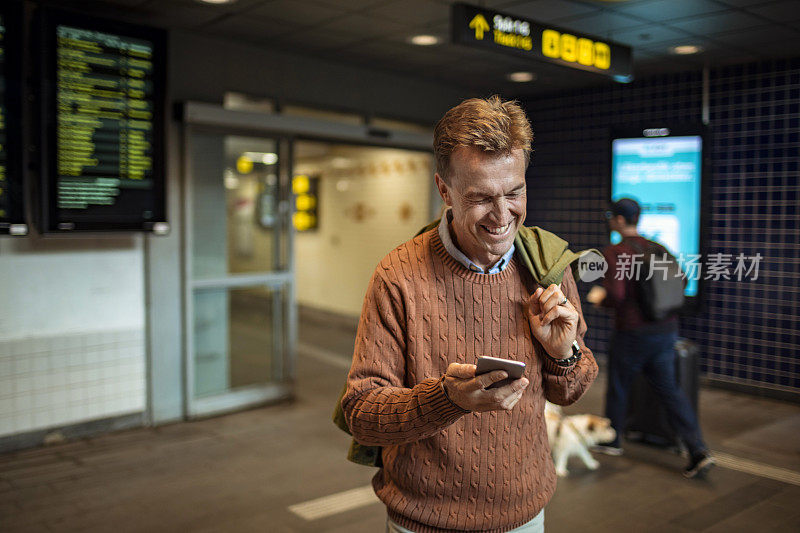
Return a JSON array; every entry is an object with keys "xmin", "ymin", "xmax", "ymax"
[{"xmin": 2, "ymin": 318, "xmax": 800, "ymax": 532}]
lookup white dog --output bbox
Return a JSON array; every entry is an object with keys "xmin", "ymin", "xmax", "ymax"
[{"xmin": 544, "ymin": 402, "xmax": 616, "ymax": 477}]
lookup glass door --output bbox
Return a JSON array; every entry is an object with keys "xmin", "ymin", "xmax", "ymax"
[{"xmin": 184, "ymin": 130, "xmax": 294, "ymax": 417}]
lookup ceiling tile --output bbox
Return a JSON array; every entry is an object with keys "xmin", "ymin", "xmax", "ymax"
[
  {"xmin": 91, "ymin": 0, "xmax": 149, "ymax": 6},
  {"xmin": 638, "ymin": 36, "xmax": 715, "ymax": 54},
  {"xmin": 58, "ymin": 0, "xmax": 223, "ymax": 28},
  {"xmin": 457, "ymin": 46, "xmax": 530, "ymax": 68},
  {"xmin": 383, "ymin": 30, "xmax": 449, "ymax": 47},
  {"xmin": 631, "ymin": 48, "xmax": 661, "ymax": 62},
  {"xmin": 428, "ymin": 0, "xmax": 530, "ymax": 9},
  {"xmin": 364, "ymin": 0, "xmax": 450, "ymax": 28},
  {"xmin": 609, "ymin": 0, "xmax": 727, "ymax": 23},
  {"xmin": 274, "ymin": 26, "xmax": 368, "ymax": 52},
  {"xmin": 608, "ymin": 24, "xmax": 692, "ymax": 47},
  {"xmin": 667, "ymin": 11, "xmax": 766, "ymax": 35},
  {"xmin": 317, "ymin": 12, "xmax": 411, "ymax": 40},
  {"xmin": 709, "ymin": 0, "xmax": 775, "ymax": 6},
  {"xmin": 309, "ymin": 0, "xmax": 394, "ymax": 11},
  {"xmin": 386, "ymin": 41, "xmax": 466, "ymax": 64},
  {"xmin": 157, "ymin": 0, "xmax": 268, "ymax": 14},
  {"xmin": 552, "ymin": 11, "xmax": 648, "ymax": 37},
  {"xmin": 142, "ymin": 3, "xmax": 226, "ymax": 29},
  {"xmin": 344, "ymin": 40, "xmax": 453, "ymax": 68},
  {"xmin": 422, "ymin": 20, "xmax": 451, "ymax": 35},
  {"xmin": 248, "ymin": 0, "xmax": 348, "ymax": 27},
  {"xmin": 500, "ymin": 0, "xmax": 602, "ymax": 23},
  {"xmin": 639, "ymin": 44, "xmax": 728, "ymax": 65},
  {"xmin": 742, "ymin": 1, "xmax": 800, "ymax": 23},
  {"xmin": 344, "ymin": 41, "xmax": 413, "ymax": 61},
  {"xmin": 203, "ymin": 14, "xmax": 293, "ymax": 42},
  {"xmin": 707, "ymin": 24, "xmax": 800, "ymax": 47}
]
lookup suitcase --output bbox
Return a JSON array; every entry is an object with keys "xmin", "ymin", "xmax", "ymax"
[{"xmin": 624, "ymin": 338, "xmax": 700, "ymax": 451}]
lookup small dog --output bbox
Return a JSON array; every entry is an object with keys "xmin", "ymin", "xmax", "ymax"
[{"xmin": 544, "ymin": 402, "xmax": 616, "ymax": 477}]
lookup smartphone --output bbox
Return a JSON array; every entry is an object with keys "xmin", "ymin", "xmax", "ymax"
[{"xmin": 475, "ymin": 356, "xmax": 526, "ymax": 389}]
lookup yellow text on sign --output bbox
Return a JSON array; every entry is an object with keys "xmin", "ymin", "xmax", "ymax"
[
  {"xmin": 541, "ymin": 29, "xmax": 611, "ymax": 70},
  {"xmin": 493, "ymin": 30, "xmax": 532, "ymax": 51}
]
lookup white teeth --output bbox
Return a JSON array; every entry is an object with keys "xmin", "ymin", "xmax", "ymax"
[{"xmin": 483, "ymin": 223, "xmax": 510, "ymax": 235}]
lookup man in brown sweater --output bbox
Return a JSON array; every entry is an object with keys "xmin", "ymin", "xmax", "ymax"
[{"xmin": 342, "ymin": 96, "xmax": 598, "ymax": 532}]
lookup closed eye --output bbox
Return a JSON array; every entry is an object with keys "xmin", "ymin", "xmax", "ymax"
[{"xmin": 465, "ymin": 196, "xmax": 491, "ymax": 204}]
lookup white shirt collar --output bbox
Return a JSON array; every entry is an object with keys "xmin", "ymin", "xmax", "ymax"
[{"xmin": 437, "ymin": 209, "xmax": 515, "ymax": 274}]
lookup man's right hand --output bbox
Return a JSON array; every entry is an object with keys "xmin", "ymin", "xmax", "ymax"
[{"xmin": 443, "ymin": 362, "xmax": 529, "ymax": 412}]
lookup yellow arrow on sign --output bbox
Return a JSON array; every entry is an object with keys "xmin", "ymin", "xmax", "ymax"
[{"xmin": 469, "ymin": 14, "xmax": 490, "ymax": 40}]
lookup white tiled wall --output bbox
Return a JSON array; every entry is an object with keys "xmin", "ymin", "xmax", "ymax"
[
  {"xmin": 0, "ymin": 329, "xmax": 146, "ymax": 437},
  {"xmin": 0, "ymin": 236, "xmax": 146, "ymax": 438}
]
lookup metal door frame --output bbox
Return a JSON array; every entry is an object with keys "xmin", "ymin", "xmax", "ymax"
[
  {"xmin": 182, "ymin": 126, "xmax": 294, "ymax": 418},
  {"xmin": 180, "ymin": 102, "xmax": 433, "ymax": 418}
]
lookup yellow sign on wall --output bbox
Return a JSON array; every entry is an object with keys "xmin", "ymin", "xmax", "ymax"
[{"xmin": 292, "ymin": 175, "xmax": 318, "ymax": 232}]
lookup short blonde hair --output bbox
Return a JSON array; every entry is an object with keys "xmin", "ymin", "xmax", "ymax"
[{"xmin": 434, "ymin": 95, "xmax": 533, "ymax": 183}]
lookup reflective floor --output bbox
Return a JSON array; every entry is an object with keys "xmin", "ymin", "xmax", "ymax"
[{"xmin": 1, "ymin": 312, "xmax": 799, "ymax": 532}]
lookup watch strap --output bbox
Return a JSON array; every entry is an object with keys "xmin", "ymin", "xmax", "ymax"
[{"xmin": 546, "ymin": 340, "xmax": 582, "ymax": 367}]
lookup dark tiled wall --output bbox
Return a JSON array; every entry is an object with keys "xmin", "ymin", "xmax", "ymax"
[{"xmin": 522, "ymin": 59, "xmax": 800, "ymax": 398}]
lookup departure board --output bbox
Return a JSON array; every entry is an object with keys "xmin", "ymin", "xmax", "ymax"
[
  {"xmin": 41, "ymin": 10, "xmax": 166, "ymax": 232},
  {"xmin": 0, "ymin": 3, "xmax": 26, "ymax": 235}
]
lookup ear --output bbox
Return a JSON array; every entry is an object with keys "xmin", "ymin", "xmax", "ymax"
[
  {"xmin": 434, "ymin": 173, "xmax": 453, "ymax": 207},
  {"xmin": 587, "ymin": 415, "xmax": 608, "ymax": 431}
]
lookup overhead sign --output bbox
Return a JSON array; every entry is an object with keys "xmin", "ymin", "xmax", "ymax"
[{"xmin": 452, "ymin": 2, "xmax": 633, "ymax": 81}]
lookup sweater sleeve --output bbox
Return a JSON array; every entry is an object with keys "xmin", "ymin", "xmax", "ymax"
[
  {"xmin": 541, "ymin": 267, "xmax": 599, "ymax": 405},
  {"xmin": 342, "ymin": 268, "xmax": 467, "ymax": 447}
]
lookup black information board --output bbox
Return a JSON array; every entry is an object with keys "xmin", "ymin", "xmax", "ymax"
[
  {"xmin": 41, "ymin": 10, "xmax": 166, "ymax": 232},
  {"xmin": 452, "ymin": 2, "xmax": 633, "ymax": 81},
  {"xmin": 0, "ymin": 3, "xmax": 26, "ymax": 235}
]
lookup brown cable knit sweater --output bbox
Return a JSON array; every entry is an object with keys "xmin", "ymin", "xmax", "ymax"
[{"xmin": 342, "ymin": 228, "xmax": 598, "ymax": 532}]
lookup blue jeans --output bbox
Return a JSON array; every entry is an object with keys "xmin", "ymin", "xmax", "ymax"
[{"xmin": 605, "ymin": 330, "xmax": 707, "ymax": 456}]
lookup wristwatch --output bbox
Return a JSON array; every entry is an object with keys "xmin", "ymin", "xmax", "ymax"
[{"xmin": 547, "ymin": 340, "xmax": 582, "ymax": 367}]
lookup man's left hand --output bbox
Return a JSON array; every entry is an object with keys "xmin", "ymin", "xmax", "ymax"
[{"xmin": 525, "ymin": 284, "xmax": 578, "ymax": 359}]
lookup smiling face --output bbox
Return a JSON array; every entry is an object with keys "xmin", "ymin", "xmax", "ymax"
[{"xmin": 435, "ymin": 146, "xmax": 527, "ymax": 271}]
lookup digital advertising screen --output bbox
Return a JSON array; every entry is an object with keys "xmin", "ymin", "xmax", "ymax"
[
  {"xmin": 0, "ymin": 2, "xmax": 26, "ymax": 235},
  {"xmin": 610, "ymin": 126, "xmax": 707, "ymax": 298},
  {"xmin": 40, "ymin": 9, "xmax": 166, "ymax": 232}
]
